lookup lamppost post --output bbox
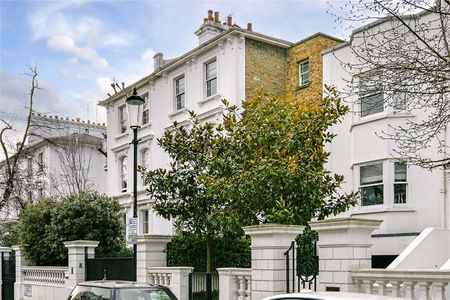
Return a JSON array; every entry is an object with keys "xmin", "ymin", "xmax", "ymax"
[{"xmin": 126, "ymin": 86, "xmax": 144, "ymax": 282}]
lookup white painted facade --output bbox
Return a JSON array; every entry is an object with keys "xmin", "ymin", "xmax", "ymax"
[
  {"xmin": 322, "ymin": 10, "xmax": 449, "ymax": 257},
  {"xmin": 0, "ymin": 114, "xmax": 107, "ymax": 221},
  {"xmin": 99, "ymin": 14, "xmax": 293, "ymax": 236}
]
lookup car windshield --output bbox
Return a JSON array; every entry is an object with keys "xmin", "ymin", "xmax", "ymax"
[{"xmin": 115, "ymin": 288, "xmax": 176, "ymax": 300}]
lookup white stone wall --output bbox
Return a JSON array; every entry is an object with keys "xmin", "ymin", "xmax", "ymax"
[
  {"xmin": 322, "ymin": 12, "xmax": 448, "ymax": 257},
  {"xmin": 103, "ymin": 33, "xmax": 246, "ymax": 235}
]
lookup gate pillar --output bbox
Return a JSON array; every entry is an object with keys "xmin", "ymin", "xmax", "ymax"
[
  {"xmin": 63, "ymin": 240, "xmax": 99, "ymax": 289},
  {"xmin": 12, "ymin": 246, "xmax": 26, "ymax": 300},
  {"xmin": 244, "ymin": 224, "xmax": 304, "ymax": 300},
  {"xmin": 0, "ymin": 247, "xmax": 12, "ymax": 300},
  {"xmin": 136, "ymin": 234, "xmax": 172, "ymax": 283},
  {"xmin": 310, "ymin": 217, "xmax": 382, "ymax": 292}
]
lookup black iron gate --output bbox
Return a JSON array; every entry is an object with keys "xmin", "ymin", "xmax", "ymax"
[
  {"xmin": 188, "ymin": 272, "xmax": 219, "ymax": 300},
  {"xmin": 284, "ymin": 234, "xmax": 318, "ymax": 293},
  {"xmin": 85, "ymin": 250, "xmax": 134, "ymax": 281},
  {"xmin": 1, "ymin": 252, "xmax": 15, "ymax": 300}
]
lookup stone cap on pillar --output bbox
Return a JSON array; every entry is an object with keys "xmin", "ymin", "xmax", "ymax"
[
  {"xmin": 137, "ymin": 234, "xmax": 173, "ymax": 244},
  {"xmin": 244, "ymin": 224, "xmax": 305, "ymax": 248},
  {"xmin": 0, "ymin": 246, "xmax": 12, "ymax": 253},
  {"xmin": 11, "ymin": 245, "xmax": 22, "ymax": 252},
  {"xmin": 310, "ymin": 217, "xmax": 382, "ymax": 246},
  {"xmin": 63, "ymin": 240, "xmax": 100, "ymax": 249}
]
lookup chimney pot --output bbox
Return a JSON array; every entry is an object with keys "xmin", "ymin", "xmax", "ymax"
[
  {"xmin": 203, "ymin": 18, "xmax": 208, "ymax": 24},
  {"xmin": 247, "ymin": 23, "xmax": 253, "ymax": 31},
  {"xmin": 214, "ymin": 11, "xmax": 219, "ymax": 22},
  {"xmin": 76, "ymin": 117, "xmax": 80, "ymax": 122},
  {"xmin": 207, "ymin": 10, "xmax": 213, "ymax": 21},
  {"xmin": 227, "ymin": 16, "xmax": 232, "ymax": 26},
  {"xmin": 154, "ymin": 52, "xmax": 164, "ymax": 70}
]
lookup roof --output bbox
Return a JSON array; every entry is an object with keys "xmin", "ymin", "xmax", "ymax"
[{"xmin": 97, "ymin": 26, "xmax": 296, "ymax": 107}]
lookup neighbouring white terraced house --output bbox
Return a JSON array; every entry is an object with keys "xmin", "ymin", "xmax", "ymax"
[
  {"xmin": 98, "ymin": 10, "xmax": 342, "ymax": 237},
  {"xmin": 323, "ymin": 4, "xmax": 450, "ymax": 267}
]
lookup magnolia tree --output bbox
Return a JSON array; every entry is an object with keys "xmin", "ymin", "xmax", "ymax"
[{"xmin": 145, "ymin": 87, "xmax": 357, "ymax": 272}]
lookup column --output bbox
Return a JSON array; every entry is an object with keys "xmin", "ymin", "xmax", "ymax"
[
  {"xmin": 12, "ymin": 245, "xmax": 27, "ymax": 300},
  {"xmin": 244, "ymin": 224, "xmax": 304, "ymax": 299},
  {"xmin": 136, "ymin": 234, "xmax": 172, "ymax": 283},
  {"xmin": 0, "ymin": 247, "xmax": 12, "ymax": 300},
  {"xmin": 63, "ymin": 240, "xmax": 99, "ymax": 289},
  {"xmin": 310, "ymin": 217, "xmax": 382, "ymax": 292}
]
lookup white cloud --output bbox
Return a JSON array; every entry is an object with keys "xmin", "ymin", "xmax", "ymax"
[
  {"xmin": 47, "ymin": 35, "xmax": 109, "ymax": 70},
  {"xmin": 141, "ymin": 48, "xmax": 156, "ymax": 69},
  {"xmin": 96, "ymin": 77, "xmax": 114, "ymax": 95}
]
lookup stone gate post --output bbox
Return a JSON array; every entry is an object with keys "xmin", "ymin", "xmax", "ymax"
[
  {"xmin": 63, "ymin": 240, "xmax": 99, "ymax": 289},
  {"xmin": 12, "ymin": 245, "xmax": 26, "ymax": 300},
  {"xmin": 136, "ymin": 234, "xmax": 172, "ymax": 283},
  {"xmin": 244, "ymin": 224, "xmax": 304, "ymax": 299},
  {"xmin": 310, "ymin": 217, "xmax": 382, "ymax": 292}
]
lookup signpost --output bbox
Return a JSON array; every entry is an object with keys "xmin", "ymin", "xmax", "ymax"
[{"xmin": 127, "ymin": 217, "xmax": 137, "ymax": 244}]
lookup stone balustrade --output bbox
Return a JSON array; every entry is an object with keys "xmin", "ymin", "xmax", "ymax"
[
  {"xmin": 22, "ymin": 266, "xmax": 68, "ymax": 287},
  {"xmin": 352, "ymin": 269, "xmax": 450, "ymax": 299},
  {"xmin": 146, "ymin": 267, "xmax": 193, "ymax": 300},
  {"xmin": 148, "ymin": 270, "xmax": 172, "ymax": 286},
  {"xmin": 218, "ymin": 268, "xmax": 252, "ymax": 300}
]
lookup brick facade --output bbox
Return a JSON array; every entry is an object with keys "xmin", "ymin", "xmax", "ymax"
[
  {"xmin": 245, "ymin": 33, "xmax": 342, "ymax": 108},
  {"xmin": 245, "ymin": 39, "xmax": 287, "ymax": 100},
  {"xmin": 286, "ymin": 33, "xmax": 342, "ymax": 109}
]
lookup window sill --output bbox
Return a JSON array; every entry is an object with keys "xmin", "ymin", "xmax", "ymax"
[
  {"xmin": 114, "ymin": 132, "xmax": 129, "ymax": 140},
  {"xmin": 351, "ymin": 206, "xmax": 415, "ymax": 215},
  {"xmin": 351, "ymin": 112, "xmax": 413, "ymax": 130},
  {"xmin": 296, "ymin": 83, "xmax": 310, "ymax": 91},
  {"xmin": 140, "ymin": 123, "xmax": 151, "ymax": 130},
  {"xmin": 168, "ymin": 108, "xmax": 189, "ymax": 119},
  {"xmin": 199, "ymin": 94, "xmax": 221, "ymax": 105}
]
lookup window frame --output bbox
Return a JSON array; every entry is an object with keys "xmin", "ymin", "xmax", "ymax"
[
  {"xmin": 37, "ymin": 152, "xmax": 44, "ymax": 173},
  {"xmin": 142, "ymin": 209, "xmax": 149, "ymax": 234},
  {"xmin": 119, "ymin": 105, "xmax": 128, "ymax": 134},
  {"xmin": 359, "ymin": 162, "xmax": 384, "ymax": 206},
  {"xmin": 140, "ymin": 148, "xmax": 150, "ymax": 186},
  {"xmin": 298, "ymin": 59, "xmax": 310, "ymax": 87},
  {"xmin": 141, "ymin": 92, "xmax": 150, "ymax": 125},
  {"xmin": 394, "ymin": 162, "xmax": 408, "ymax": 204},
  {"xmin": 358, "ymin": 70, "xmax": 384, "ymax": 117},
  {"xmin": 174, "ymin": 74, "xmax": 186, "ymax": 111},
  {"xmin": 120, "ymin": 156, "xmax": 128, "ymax": 193},
  {"xmin": 205, "ymin": 58, "xmax": 217, "ymax": 98}
]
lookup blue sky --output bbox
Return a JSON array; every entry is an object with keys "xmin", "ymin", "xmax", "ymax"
[{"xmin": 0, "ymin": 0, "xmax": 344, "ymax": 129}]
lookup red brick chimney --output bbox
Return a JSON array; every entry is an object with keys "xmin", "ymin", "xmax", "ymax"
[
  {"xmin": 207, "ymin": 10, "xmax": 213, "ymax": 21},
  {"xmin": 247, "ymin": 23, "xmax": 253, "ymax": 31},
  {"xmin": 227, "ymin": 15, "xmax": 232, "ymax": 26}
]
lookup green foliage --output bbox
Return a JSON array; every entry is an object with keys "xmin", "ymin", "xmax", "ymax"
[
  {"xmin": 0, "ymin": 221, "xmax": 19, "ymax": 247},
  {"xmin": 217, "ymin": 86, "xmax": 358, "ymax": 225},
  {"xmin": 167, "ymin": 231, "xmax": 250, "ymax": 272},
  {"xmin": 145, "ymin": 86, "xmax": 357, "ymax": 270},
  {"xmin": 19, "ymin": 192, "xmax": 128, "ymax": 265},
  {"xmin": 296, "ymin": 227, "xmax": 318, "ymax": 277}
]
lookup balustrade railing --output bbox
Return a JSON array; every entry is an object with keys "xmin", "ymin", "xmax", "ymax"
[
  {"xmin": 148, "ymin": 271, "xmax": 172, "ymax": 287},
  {"xmin": 23, "ymin": 266, "xmax": 67, "ymax": 287},
  {"xmin": 218, "ymin": 268, "xmax": 251, "ymax": 300},
  {"xmin": 352, "ymin": 269, "xmax": 450, "ymax": 299}
]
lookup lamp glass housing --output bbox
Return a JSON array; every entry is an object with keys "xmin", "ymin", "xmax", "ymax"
[{"xmin": 126, "ymin": 88, "xmax": 145, "ymax": 128}]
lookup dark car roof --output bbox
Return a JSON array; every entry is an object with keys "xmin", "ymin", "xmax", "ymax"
[{"xmin": 78, "ymin": 280, "xmax": 159, "ymax": 289}]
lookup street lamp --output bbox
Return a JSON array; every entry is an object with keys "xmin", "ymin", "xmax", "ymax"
[{"xmin": 126, "ymin": 86, "xmax": 144, "ymax": 281}]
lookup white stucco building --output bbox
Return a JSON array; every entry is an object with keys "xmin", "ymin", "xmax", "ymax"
[
  {"xmin": 323, "ymin": 7, "xmax": 449, "ymax": 267},
  {"xmin": 0, "ymin": 114, "xmax": 107, "ymax": 221},
  {"xmin": 98, "ymin": 10, "xmax": 342, "ymax": 237}
]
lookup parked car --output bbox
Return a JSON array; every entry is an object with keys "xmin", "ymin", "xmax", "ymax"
[
  {"xmin": 261, "ymin": 292, "xmax": 401, "ymax": 300},
  {"xmin": 67, "ymin": 280, "xmax": 178, "ymax": 300}
]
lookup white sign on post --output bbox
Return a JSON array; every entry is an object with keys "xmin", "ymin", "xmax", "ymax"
[{"xmin": 127, "ymin": 217, "xmax": 138, "ymax": 244}]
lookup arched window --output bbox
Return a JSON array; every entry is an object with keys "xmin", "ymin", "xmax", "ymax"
[{"xmin": 120, "ymin": 156, "xmax": 127, "ymax": 192}]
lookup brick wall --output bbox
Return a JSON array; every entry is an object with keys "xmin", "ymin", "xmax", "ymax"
[
  {"xmin": 286, "ymin": 34, "xmax": 342, "ymax": 109},
  {"xmin": 245, "ymin": 39, "xmax": 287, "ymax": 100}
]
